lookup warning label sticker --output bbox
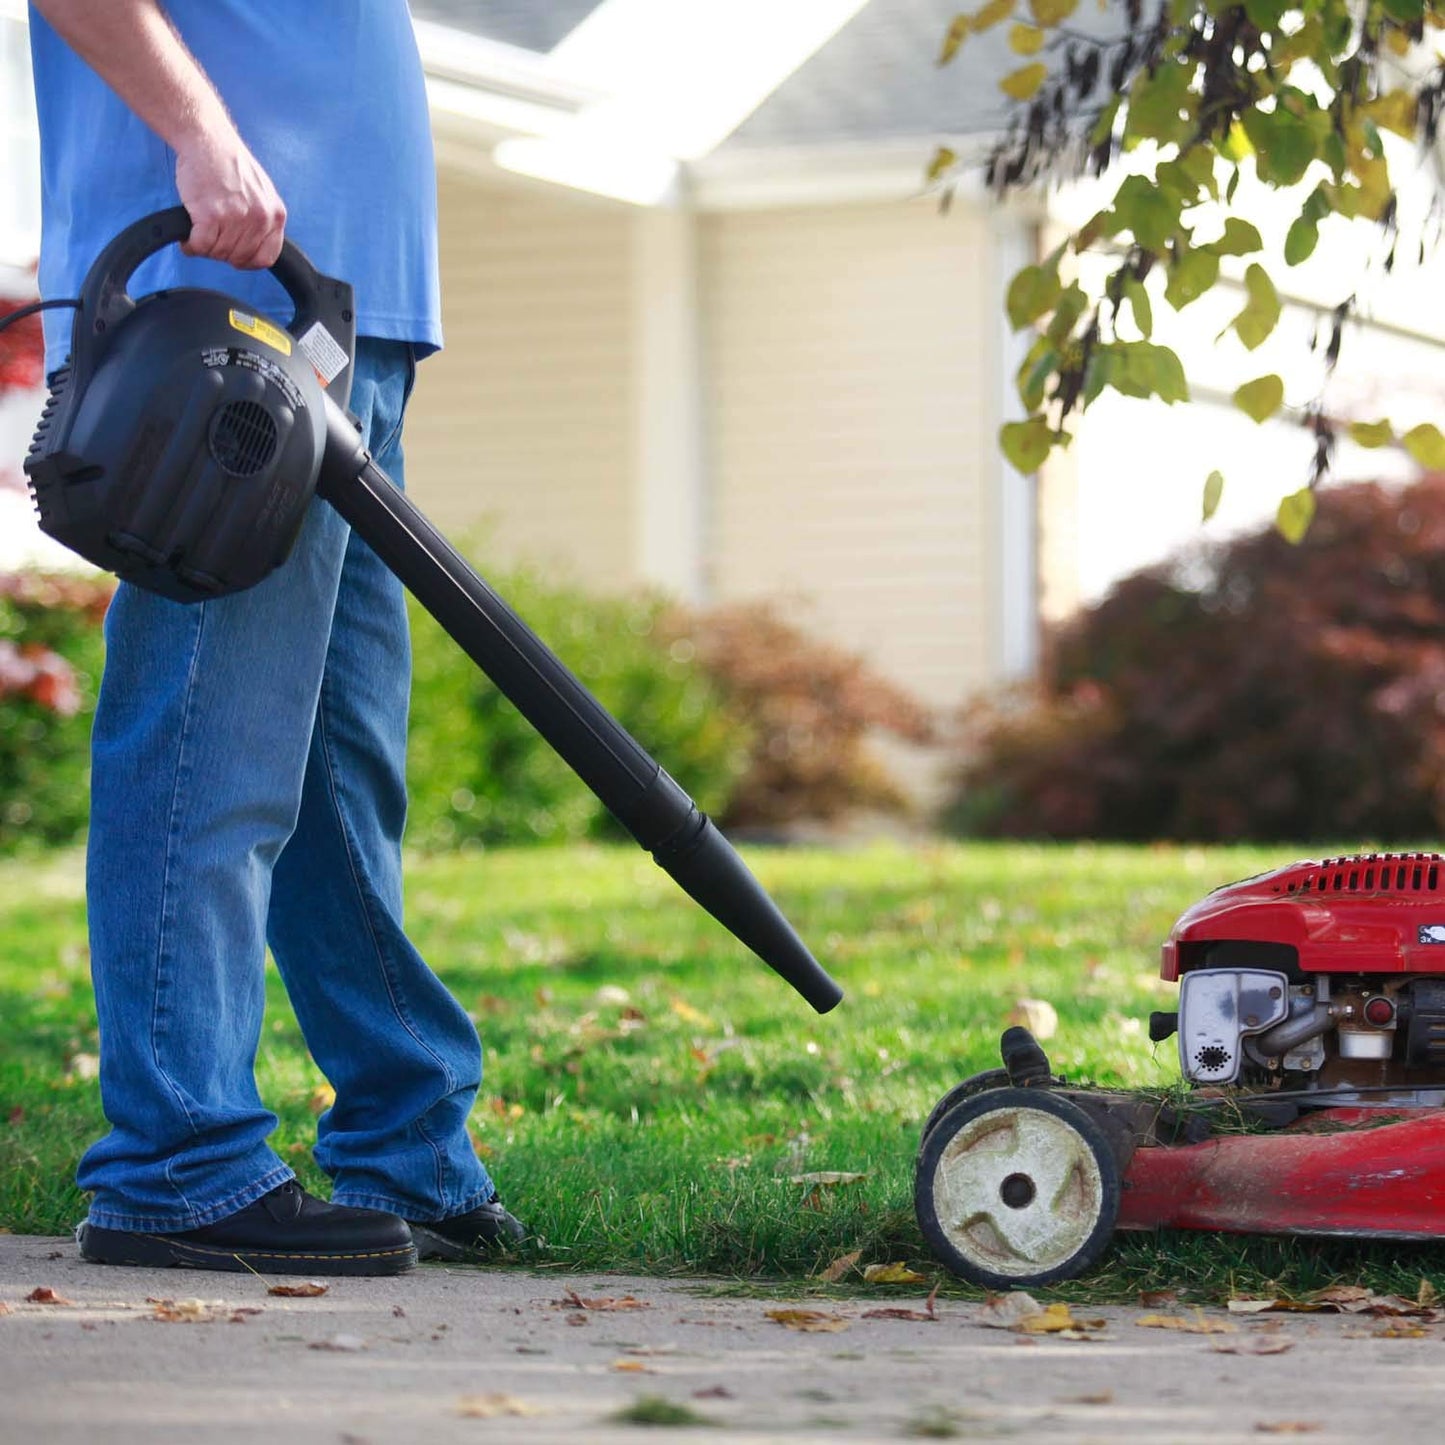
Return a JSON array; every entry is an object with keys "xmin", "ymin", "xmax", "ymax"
[
  {"xmin": 297, "ymin": 322, "xmax": 350, "ymax": 386},
  {"xmin": 228, "ymin": 308, "xmax": 293, "ymax": 356}
]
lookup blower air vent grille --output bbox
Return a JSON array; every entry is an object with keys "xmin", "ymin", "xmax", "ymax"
[
  {"xmin": 209, "ymin": 400, "xmax": 278, "ymax": 477},
  {"xmin": 1277, "ymin": 852, "xmax": 1445, "ymax": 896}
]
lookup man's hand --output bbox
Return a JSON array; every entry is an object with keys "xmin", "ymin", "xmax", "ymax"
[
  {"xmin": 175, "ymin": 132, "xmax": 286, "ymax": 269},
  {"xmin": 33, "ymin": 0, "xmax": 286, "ymax": 269}
]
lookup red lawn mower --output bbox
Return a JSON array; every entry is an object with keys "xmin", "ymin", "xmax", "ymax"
[{"xmin": 915, "ymin": 852, "xmax": 1445, "ymax": 1289}]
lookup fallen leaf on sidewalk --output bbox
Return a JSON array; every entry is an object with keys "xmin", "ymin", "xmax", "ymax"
[
  {"xmin": 25, "ymin": 1287, "xmax": 72, "ymax": 1305},
  {"xmin": 814, "ymin": 1249, "xmax": 861, "ymax": 1283},
  {"xmin": 1059, "ymin": 1390, "xmax": 1114, "ymax": 1405},
  {"xmin": 556, "ymin": 1289, "xmax": 650, "ymax": 1312},
  {"xmin": 1137, "ymin": 1290, "xmax": 1178, "ymax": 1309},
  {"xmin": 1255, "ymin": 1423, "xmax": 1321, "ymax": 1435},
  {"xmin": 308, "ymin": 1333, "xmax": 366, "ymax": 1352},
  {"xmin": 147, "ymin": 1297, "xmax": 227, "ymax": 1323},
  {"xmin": 766, "ymin": 1308, "xmax": 850, "ymax": 1333},
  {"xmin": 976, "ymin": 1291, "xmax": 1044, "ymax": 1329},
  {"xmin": 1016, "ymin": 1303, "xmax": 1107, "ymax": 1337},
  {"xmin": 1372, "ymin": 1321, "xmax": 1429, "ymax": 1339},
  {"xmin": 456, "ymin": 1393, "xmax": 543, "ymax": 1418},
  {"xmin": 268, "ymin": 1282, "xmax": 329, "ymax": 1298},
  {"xmin": 0, "ymin": 1301, "xmax": 11, "ymax": 1315},
  {"xmin": 1229, "ymin": 1287, "xmax": 1441, "ymax": 1320},
  {"xmin": 693, "ymin": 1386, "xmax": 733, "ymax": 1400},
  {"xmin": 1213, "ymin": 1337, "xmax": 1295, "ymax": 1356},
  {"xmin": 862, "ymin": 1262, "xmax": 927, "ymax": 1284},
  {"xmin": 1136, "ymin": 1311, "xmax": 1236, "ymax": 1335},
  {"xmin": 611, "ymin": 1359, "xmax": 653, "ymax": 1373},
  {"xmin": 862, "ymin": 1285, "xmax": 939, "ymax": 1322}
]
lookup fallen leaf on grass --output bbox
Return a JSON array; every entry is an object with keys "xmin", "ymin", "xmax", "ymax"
[
  {"xmin": 25, "ymin": 1287, "xmax": 72, "ymax": 1305},
  {"xmin": 766, "ymin": 1308, "xmax": 851, "ymax": 1333},
  {"xmin": 789, "ymin": 1171, "xmax": 867, "ymax": 1188},
  {"xmin": 1008, "ymin": 997, "xmax": 1058, "ymax": 1039},
  {"xmin": 457, "ymin": 1393, "xmax": 543, "ymax": 1418},
  {"xmin": 1136, "ymin": 1311, "xmax": 1236, "ymax": 1335},
  {"xmin": 862, "ymin": 1286, "xmax": 939, "ymax": 1323},
  {"xmin": 814, "ymin": 1249, "xmax": 861, "ymax": 1283},
  {"xmin": 308, "ymin": 1333, "xmax": 366, "ymax": 1352},
  {"xmin": 5, "ymin": 1106, "xmax": 22, "ymax": 1126},
  {"xmin": 556, "ymin": 1289, "xmax": 650, "ymax": 1312},
  {"xmin": 268, "ymin": 1281, "xmax": 328, "ymax": 1298},
  {"xmin": 862, "ymin": 1262, "xmax": 927, "ymax": 1285},
  {"xmin": 1419, "ymin": 1279, "xmax": 1439, "ymax": 1309}
]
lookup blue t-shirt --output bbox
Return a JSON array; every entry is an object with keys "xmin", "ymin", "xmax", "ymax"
[{"xmin": 29, "ymin": 1, "xmax": 442, "ymax": 375}]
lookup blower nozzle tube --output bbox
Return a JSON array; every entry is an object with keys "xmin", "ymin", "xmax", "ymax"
[{"xmin": 317, "ymin": 399, "xmax": 842, "ymax": 1014}]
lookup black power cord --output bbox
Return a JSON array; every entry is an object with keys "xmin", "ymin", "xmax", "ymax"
[{"xmin": 0, "ymin": 298, "xmax": 80, "ymax": 334}]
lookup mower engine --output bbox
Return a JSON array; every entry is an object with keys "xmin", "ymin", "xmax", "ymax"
[{"xmin": 1157, "ymin": 851, "xmax": 1445, "ymax": 1099}]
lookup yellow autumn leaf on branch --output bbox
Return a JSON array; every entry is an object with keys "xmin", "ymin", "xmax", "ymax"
[{"xmin": 1000, "ymin": 62, "xmax": 1048, "ymax": 100}]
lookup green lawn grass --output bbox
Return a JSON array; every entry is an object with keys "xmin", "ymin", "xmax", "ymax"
[{"xmin": 4, "ymin": 840, "xmax": 1443, "ymax": 1302}]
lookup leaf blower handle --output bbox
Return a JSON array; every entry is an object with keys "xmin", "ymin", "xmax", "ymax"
[
  {"xmin": 315, "ymin": 397, "xmax": 844, "ymax": 1015},
  {"xmin": 73, "ymin": 205, "xmax": 357, "ymax": 408}
]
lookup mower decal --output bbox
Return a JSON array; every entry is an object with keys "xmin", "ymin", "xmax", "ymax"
[
  {"xmin": 1419, "ymin": 926, "xmax": 1445, "ymax": 944},
  {"xmin": 297, "ymin": 322, "xmax": 350, "ymax": 386},
  {"xmin": 228, "ymin": 308, "xmax": 293, "ymax": 356},
  {"xmin": 200, "ymin": 347, "xmax": 305, "ymax": 412}
]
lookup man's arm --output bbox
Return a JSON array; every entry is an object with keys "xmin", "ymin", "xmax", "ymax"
[{"xmin": 32, "ymin": 0, "xmax": 286, "ymax": 268}]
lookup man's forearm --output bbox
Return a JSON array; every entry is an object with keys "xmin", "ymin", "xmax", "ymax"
[
  {"xmin": 31, "ymin": 0, "xmax": 234, "ymax": 156},
  {"xmin": 32, "ymin": 0, "xmax": 287, "ymax": 267}
]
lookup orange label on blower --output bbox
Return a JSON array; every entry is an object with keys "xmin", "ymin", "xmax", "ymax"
[{"xmin": 228, "ymin": 308, "xmax": 292, "ymax": 356}]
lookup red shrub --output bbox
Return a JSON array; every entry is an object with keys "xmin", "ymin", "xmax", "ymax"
[{"xmin": 947, "ymin": 475, "xmax": 1445, "ymax": 842}]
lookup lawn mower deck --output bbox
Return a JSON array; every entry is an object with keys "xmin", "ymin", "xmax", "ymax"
[{"xmin": 915, "ymin": 852, "xmax": 1445, "ymax": 1289}]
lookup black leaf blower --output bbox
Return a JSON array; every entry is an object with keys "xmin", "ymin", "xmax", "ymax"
[{"xmin": 22, "ymin": 207, "xmax": 842, "ymax": 1014}]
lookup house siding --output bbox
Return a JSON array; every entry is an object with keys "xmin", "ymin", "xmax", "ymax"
[
  {"xmin": 403, "ymin": 169, "xmax": 637, "ymax": 590},
  {"xmin": 699, "ymin": 199, "xmax": 1002, "ymax": 708}
]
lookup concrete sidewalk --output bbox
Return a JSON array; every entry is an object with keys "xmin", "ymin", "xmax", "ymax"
[{"xmin": 3, "ymin": 1232, "xmax": 1444, "ymax": 1444}]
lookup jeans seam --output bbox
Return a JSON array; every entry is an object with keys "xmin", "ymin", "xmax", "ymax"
[
  {"xmin": 152, "ymin": 602, "xmax": 208, "ymax": 1213},
  {"xmin": 85, "ymin": 1163, "xmax": 295, "ymax": 1233},
  {"xmin": 313, "ymin": 679, "xmax": 454, "ymax": 1208}
]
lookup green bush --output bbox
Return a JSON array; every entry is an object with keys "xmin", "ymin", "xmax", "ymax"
[
  {"xmin": 0, "ymin": 573, "xmax": 111, "ymax": 852},
  {"xmin": 405, "ymin": 562, "xmax": 750, "ymax": 848}
]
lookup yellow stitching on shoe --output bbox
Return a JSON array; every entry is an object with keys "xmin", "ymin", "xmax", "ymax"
[{"xmin": 150, "ymin": 1237, "xmax": 415, "ymax": 1262}]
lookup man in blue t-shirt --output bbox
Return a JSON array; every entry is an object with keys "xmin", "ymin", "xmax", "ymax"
[{"xmin": 29, "ymin": 0, "xmax": 522, "ymax": 1275}]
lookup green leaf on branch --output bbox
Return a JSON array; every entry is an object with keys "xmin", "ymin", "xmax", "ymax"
[
  {"xmin": 1380, "ymin": 0, "xmax": 1424, "ymax": 23},
  {"xmin": 1006, "ymin": 263, "xmax": 1063, "ymax": 330},
  {"xmin": 1165, "ymin": 246, "xmax": 1220, "ymax": 310},
  {"xmin": 1230, "ymin": 264, "xmax": 1282, "ymax": 350},
  {"xmin": 1017, "ymin": 343, "xmax": 1059, "ymax": 411},
  {"xmin": 1403, "ymin": 423, "xmax": 1445, "ymax": 471},
  {"xmin": 1205, "ymin": 217, "xmax": 1263, "ymax": 257},
  {"xmin": 1125, "ymin": 62, "xmax": 1196, "ymax": 146},
  {"xmin": 1000, "ymin": 61, "xmax": 1048, "ymax": 100},
  {"xmin": 1233, "ymin": 374, "xmax": 1285, "ymax": 423},
  {"xmin": 1243, "ymin": 0, "xmax": 1291, "ymax": 28},
  {"xmin": 1276, "ymin": 487, "xmax": 1317, "ymax": 544},
  {"xmin": 1113, "ymin": 174, "xmax": 1183, "ymax": 251},
  {"xmin": 1241, "ymin": 106, "xmax": 1318, "ymax": 186},
  {"xmin": 1284, "ymin": 216, "xmax": 1319, "ymax": 265},
  {"xmin": 1109, "ymin": 341, "xmax": 1189, "ymax": 403},
  {"xmin": 1123, "ymin": 275, "xmax": 1153, "ymax": 338},
  {"xmin": 1348, "ymin": 419, "xmax": 1394, "ymax": 449},
  {"xmin": 1202, "ymin": 469, "xmax": 1224, "ymax": 521},
  {"xmin": 1044, "ymin": 283, "xmax": 1088, "ymax": 345},
  {"xmin": 1001, "ymin": 417, "xmax": 1055, "ymax": 472}
]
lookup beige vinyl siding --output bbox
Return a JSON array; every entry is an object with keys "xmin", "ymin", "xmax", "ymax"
[
  {"xmin": 403, "ymin": 169, "xmax": 637, "ymax": 591},
  {"xmin": 700, "ymin": 199, "xmax": 1003, "ymax": 708}
]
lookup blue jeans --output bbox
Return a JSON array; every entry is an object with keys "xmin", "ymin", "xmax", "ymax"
[{"xmin": 79, "ymin": 339, "xmax": 495, "ymax": 1231}]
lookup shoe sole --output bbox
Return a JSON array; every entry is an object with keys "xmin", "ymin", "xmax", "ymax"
[
  {"xmin": 76, "ymin": 1222, "xmax": 417, "ymax": 1276},
  {"xmin": 409, "ymin": 1224, "xmax": 476, "ymax": 1262}
]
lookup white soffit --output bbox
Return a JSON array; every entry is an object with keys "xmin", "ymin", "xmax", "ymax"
[{"xmin": 494, "ymin": 0, "xmax": 872, "ymax": 206}]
